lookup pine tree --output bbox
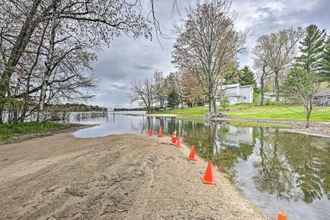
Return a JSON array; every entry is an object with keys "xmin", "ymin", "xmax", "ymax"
[
  {"xmin": 322, "ymin": 37, "xmax": 330, "ymax": 81},
  {"xmin": 297, "ymin": 24, "xmax": 326, "ymax": 74},
  {"xmin": 284, "ymin": 24, "xmax": 326, "ymax": 128},
  {"xmin": 167, "ymin": 90, "xmax": 180, "ymax": 108},
  {"xmin": 239, "ymin": 66, "xmax": 256, "ymax": 87}
]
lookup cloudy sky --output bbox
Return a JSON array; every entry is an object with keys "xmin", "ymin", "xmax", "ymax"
[{"xmin": 88, "ymin": 0, "xmax": 330, "ymax": 108}]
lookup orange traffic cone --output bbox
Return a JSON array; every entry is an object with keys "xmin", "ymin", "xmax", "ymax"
[
  {"xmin": 277, "ymin": 211, "xmax": 287, "ymax": 220},
  {"xmin": 187, "ymin": 145, "xmax": 197, "ymax": 161},
  {"xmin": 176, "ymin": 138, "xmax": 182, "ymax": 148},
  {"xmin": 158, "ymin": 127, "xmax": 163, "ymax": 137},
  {"xmin": 201, "ymin": 160, "xmax": 215, "ymax": 185},
  {"xmin": 171, "ymin": 131, "xmax": 177, "ymax": 145}
]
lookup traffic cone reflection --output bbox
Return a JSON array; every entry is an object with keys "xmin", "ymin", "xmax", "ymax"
[
  {"xmin": 147, "ymin": 129, "xmax": 152, "ymax": 137},
  {"xmin": 277, "ymin": 211, "xmax": 287, "ymax": 220},
  {"xmin": 171, "ymin": 131, "xmax": 177, "ymax": 144},
  {"xmin": 187, "ymin": 145, "xmax": 197, "ymax": 161},
  {"xmin": 201, "ymin": 160, "xmax": 215, "ymax": 185},
  {"xmin": 158, "ymin": 127, "xmax": 163, "ymax": 137},
  {"xmin": 176, "ymin": 138, "xmax": 182, "ymax": 148}
]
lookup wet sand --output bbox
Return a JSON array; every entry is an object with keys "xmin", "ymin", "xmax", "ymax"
[{"xmin": 0, "ymin": 132, "xmax": 265, "ymax": 220}]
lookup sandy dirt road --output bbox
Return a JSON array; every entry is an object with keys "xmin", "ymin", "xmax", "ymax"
[{"xmin": 0, "ymin": 132, "xmax": 265, "ymax": 220}]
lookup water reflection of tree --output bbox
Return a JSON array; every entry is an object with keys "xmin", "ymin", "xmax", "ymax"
[
  {"xmin": 181, "ymin": 121, "xmax": 255, "ymax": 176},
  {"xmin": 158, "ymin": 117, "xmax": 330, "ymax": 203},
  {"xmin": 254, "ymin": 128, "xmax": 296, "ymax": 200},
  {"xmin": 278, "ymin": 133, "xmax": 330, "ymax": 203},
  {"xmin": 254, "ymin": 128, "xmax": 330, "ymax": 203}
]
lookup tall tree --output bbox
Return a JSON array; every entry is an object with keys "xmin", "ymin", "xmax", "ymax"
[
  {"xmin": 253, "ymin": 43, "xmax": 272, "ymax": 106},
  {"xmin": 296, "ymin": 25, "xmax": 326, "ymax": 74},
  {"xmin": 153, "ymin": 71, "xmax": 167, "ymax": 109},
  {"xmin": 283, "ymin": 67, "xmax": 319, "ymax": 128},
  {"xmin": 284, "ymin": 25, "xmax": 325, "ymax": 128},
  {"xmin": 173, "ymin": 0, "xmax": 240, "ymax": 115},
  {"xmin": 131, "ymin": 79, "xmax": 155, "ymax": 114},
  {"xmin": 256, "ymin": 28, "xmax": 303, "ymax": 102},
  {"xmin": 321, "ymin": 36, "xmax": 330, "ymax": 81}
]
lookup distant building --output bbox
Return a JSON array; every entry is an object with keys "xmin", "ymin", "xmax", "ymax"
[
  {"xmin": 217, "ymin": 84, "xmax": 254, "ymax": 105},
  {"xmin": 313, "ymin": 91, "xmax": 330, "ymax": 106}
]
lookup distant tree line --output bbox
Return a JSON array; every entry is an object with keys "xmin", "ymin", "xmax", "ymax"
[{"xmin": 49, "ymin": 103, "xmax": 107, "ymax": 113}]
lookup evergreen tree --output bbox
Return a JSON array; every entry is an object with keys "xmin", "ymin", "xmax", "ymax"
[
  {"xmin": 167, "ymin": 90, "xmax": 180, "ymax": 108},
  {"xmin": 239, "ymin": 66, "xmax": 257, "ymax": 87},
  {"xmin": 297, "ymin": 24, "xmax": 326, "ymax": 74},
  {"xmin": 322, "ymin": 37, "xmax": 330, "ymax": 81},
  {"xmin": 284, "ymin": 24, "xmax": 325, "ymax": 128}
]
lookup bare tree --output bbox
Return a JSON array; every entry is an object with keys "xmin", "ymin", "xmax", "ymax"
[
  {"xmin": 253, "ymin": 43, "xmax": 272, "ymax": 106},
  {"xmin": 256, "ymin": 28, "xmax": 303, "ymax": 102},
  {"xmin": 153, "ymin": 71, "xmax": 167, "ymax": 109},
  {"xmin": 131, "ymin": 79, "xmax": 155, "ymax": 114},
  {"xmin": 173, "ymin": 0, "xmax": 240, "ymax": 114}
]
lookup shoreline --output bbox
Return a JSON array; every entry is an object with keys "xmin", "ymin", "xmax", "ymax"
[
  {"xmin": 147, "ymin": 113, "xmax": 330, "ymax": 138},
  {"xmin": 0, "ymin": 123, "xmax": 91, "ymax": 145},
  {"xmin": 0, "ymin": 132, "xmax": 266, "ymax": 220}
]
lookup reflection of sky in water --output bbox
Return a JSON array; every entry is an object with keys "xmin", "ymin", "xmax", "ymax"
[
  {"xmin": 69, "ymin": 113, "xmax": 330, "ymax": 220},
  {"xmin": 72, "ymin": 113, "xmax": 146, "ymax": 138}
]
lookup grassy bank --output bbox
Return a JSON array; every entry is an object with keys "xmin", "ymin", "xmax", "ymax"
[
  {"xmin": 155, "ymin": 104, "xmax": 330, "ymax": 122},
  {"xmin": 0, "ymin": 122, "xmax": 72, "ymax": 142}
]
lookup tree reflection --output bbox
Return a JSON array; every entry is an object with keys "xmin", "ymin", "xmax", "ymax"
[
  {"xmin": 254, "ymin": 128, "xmax": 296, "ymax": 200},
  {"xmin": 147, "ymin": 117, "xmax": 330, "ymax": 203},
  {"xmin": 180, "ymin": 121, "xmax": 255, "ymax": 176},
  {"xmin": 254, "ymin": 129, "xmax": 330, "ymax": 203}
]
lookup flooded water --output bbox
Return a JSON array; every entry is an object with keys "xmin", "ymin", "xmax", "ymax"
[{"xmin": 68, "ymin": 112, "xmax": 330, "ymax": 220}]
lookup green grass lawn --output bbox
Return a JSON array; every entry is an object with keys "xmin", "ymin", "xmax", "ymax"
[
  {"xmin": 0, "ymin": 122, "xmax": 71, "ymax": 142},
  {"xmin": 156, "ymin": 104, "xmax": 330, "ymax": 122}
]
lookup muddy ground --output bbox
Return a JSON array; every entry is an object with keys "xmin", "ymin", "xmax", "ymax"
[{"xmin": 0, "ymin": 133, "xmax": 265, "ymax": 220}]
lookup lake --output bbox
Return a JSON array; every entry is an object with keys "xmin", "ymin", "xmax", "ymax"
[{"xmin": 68, "ymin": 112, "xmax": 330, "ymax": 220}]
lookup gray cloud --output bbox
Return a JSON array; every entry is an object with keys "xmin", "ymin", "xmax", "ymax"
[{"xmin": 88, "ymin": 0, "xmax": 330, "ymax": 108}]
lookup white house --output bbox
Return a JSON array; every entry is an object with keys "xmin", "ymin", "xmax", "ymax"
[
  {"xmin": 313, "ymin": 90, "xmax": 330, "ymax": 106},
  {"xmin": 222, "ymin": 125, "xmax": 254, "ymax": 147},
  {"xmin": 217, "ymin": 84, "xmax": 254, "ymax": 105}
]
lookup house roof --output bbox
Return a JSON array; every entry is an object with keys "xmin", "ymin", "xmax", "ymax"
[
  {"xmin": 314, "ymin": 90, "xmax": 330, "ymax": 97},
  {"xmin": 222, "ymin": 84, "xmax": 253, "ymax": 90}
]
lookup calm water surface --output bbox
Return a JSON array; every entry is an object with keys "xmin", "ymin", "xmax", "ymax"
[{"xmin": 69, "ymin": 112, "xmax": 330, "ymax": 220}]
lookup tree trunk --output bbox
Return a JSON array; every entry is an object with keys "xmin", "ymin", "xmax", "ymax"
[
  {"xmin": 0, "ymin": 0, "xmax": 42, "ymax": 100},
  {"xmin": 208, "ymin": 96, "xmax": 212, "ymax": 113},
  {"xmin": 212, "ymin": 97, "xmax": 217, "ymax": 114},
  {"xmin": 305, "ymin": 99, "xmax": 313, "ymax": 128},
  {"xmin": 305, "ymin": 110, "xmax": 311, "ymax": 128},
  {"xmin": 274, "ymin": 70, "xmax": 280, "ymax": 102},
  {"xmin": 260, "ymin": 75, "xmax": 265, "ymax": 106},
  {"xmin": 209, "ymin": 97, "xmax": 216, "ymax": 114},
  {"xmin": 0, "ymin": 106, "xmax": 3, "ymax": 124}
]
